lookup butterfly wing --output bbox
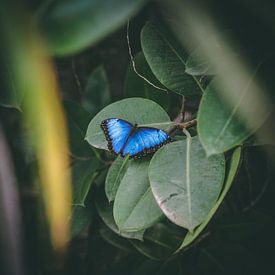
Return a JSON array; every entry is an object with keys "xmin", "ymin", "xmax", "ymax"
[
  {"xmin": 122, "ymin": 127, "xmax": 171, "ymax": 158},
  {"xmin": 101, "ymin": 118, "xmax": 133, "ymax": 155}
]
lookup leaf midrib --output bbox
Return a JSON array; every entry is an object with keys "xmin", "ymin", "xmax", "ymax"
[
  {"xmin": 120, "ymin": 187, "xmax": 151, "ymax": 230},
  {"xmin": 213, "ymin": 64, "xmax": 262, "ymax": 146},
  {"xmin": 110, "ymin": 156, "xmax": 129, "ymax": 199},
  {"xmin": 185, "ymin": 136, "xmax": 192, "ymax": 229},
  {"xmin": 154, "ymin": 25, "xmax": 204, "ymax": 94}
]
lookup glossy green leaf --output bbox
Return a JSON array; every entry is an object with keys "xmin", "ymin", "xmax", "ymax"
[
  {"xmin": 124, "ymin": 52, "xmax": 170, "ymax": 110},
  {"xmin": 95, "ymin": 189, "xmax": 144, "ymax": 240},
  {"xmin": 114, "ymin": 160, "xmax": 163, "ymax": 232},
  {"xmin": 178, "ymin": 147, "xmax": 241, "ymax": 251},
  {"xmin": 198, "ymin": 56, "xmax": 275, "ymax": 156},
  {"xmin": 99, "ymin": 225, "xmax": 134, "ymax": 252},
  {"xmin": 149, "ymin": 137, "xmax": 225, "ymax": 231},
  {"xmin": 71, "ymin": 159, "xmax": 100, "ymax": 206},
  {"xmin": 198, "ymin": 81, "xmax": 251, "ymax": 155},
  {"xmin": 37, "ymin": 0, "xmax": 147, "ymax": 56},
  {"xmin": 185, "ymin": 47, "xmax": 216, "ymax": 76},
  {"xmin": 82, "ymin": 66, "xmax": 110, "ymax": 116},
  {"xmin": 141, "ymin": 21, "xmax": 202, "ymax": 96},
  {"xmin": 85, "ymin": 98, "xmax": 171, "ymax": 150},
  {"xmin": 130, "ymin": 222, "xmax": 184, "ymax": 260},
  {"xmin": 70, "ymin": 205, "xmax": 92, "ymax": 239},
  {"xmin": 63, "ymin": 100, "xmax": 93, "ymax": 159},
  {"xmin": 105, "ymin": 155, "xmax": 130, "ymax": 202},
  {"xmin": 185, "ymin": 39, "xmax": 238, "ymax": 76}
]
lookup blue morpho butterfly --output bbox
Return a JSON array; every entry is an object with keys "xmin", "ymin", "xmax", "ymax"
[{"xmin": 101, "ymin": 118, "xmax": 172, "ymax": 159}]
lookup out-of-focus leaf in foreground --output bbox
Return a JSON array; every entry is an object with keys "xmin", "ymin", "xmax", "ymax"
[
  {"xmin": 37, "ymin": 0, "xmax": 148, "ymax": 56},
  {"xmin": 1, "ymin": 2, "xmax": 71, "ymax": 251}
]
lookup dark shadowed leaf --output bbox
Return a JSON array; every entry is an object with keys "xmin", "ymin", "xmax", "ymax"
[
  {"xmin": 114, "ymin": 160, "xmax": 163, "ymax": 232},
  {"xmin": 95, "ymin": 189, "xmax": 144, "ymax": 240},
  {"xmin": 215, "ymin": 210, "xmax": 272, "ymax": 242},
  {"xmin": 130, "ymin": 222, "xmax": 184, "ymax": 260},
  {"xmin": 71, "ymin": 159, "xmax": 100, "ymax": 206},
  {"xmin": 70, "ymin": 205, "xmax": 93, "ymax": 239},
  {"xmin": 149, "ymin": 137, "xmax": 225, "ymax": 231},
  {"xmin": 141, "ymin": 21, "xmax": 202, "ymax": 96},
  {"xmin": 82, "ymin": 66, "xmax": 110, "ymax": 116},
  {"xmin": 99, "ymin": 225, "xmax": 134, "ymax": 252},
  {"xmin": 105, "ymin": 155, "xmax": 130, "ymax": 202},
  {"xmin": 37, "ymin": 0, "xmax": 147, "ymax": 55},
  {"xmin": 197, "ymin": 243, "xmax": 259, "ymax": 275},
  {"xmin": 177, "ymin": 147, "xmax": 241, "ymax": 250},
  {"xmin": 132, "ymin": 257, "xmax": 184, "ymax": 275},
  {"xmin": 0, "ymin": 66, "xmax": 23, "ymax": 110},
  {"xmin": 124, "ymin": 51, "xmax": 170, "ymax": 110},
  {"xmin": 85, "ymin": 98, "xmax": 171, "ymax": 150},
  {"xmin": 63, "ymin": 100, "xmax": 93, "ymax": 159}
]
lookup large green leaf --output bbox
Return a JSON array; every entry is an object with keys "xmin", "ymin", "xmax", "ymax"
[
  {"xmin": 141, "ymin": 21, "xmax": 202, "ymax": 96},
  {"xmin": 198, "ymin": 57, "xmax": 275, "ymax": 156},
  {"xmin": 37, "ymin": 0, "xmax": 147, "ymax": 56},
  {"xmin": 82, "ymin": 66, "xmax": 110, "ymax": 116},
  {"xmin": 185, "ymin": 46, "xmax": 216, "ymax": 76},
  {"xmin": 149, "ymin": 137, "xmax": 225, "ymax": 231},
  {"xmin": 130, "ymin": 222, "xmax": 184, "ymax": 260},
  {"xmin": 105, "ymin": 155, "xmax": 130, "ymax": 202},
  {"xmin": 63, "ymin": 100, "xmax": 94, "ymax": 159},
  {"xmin": 113, "ymin": 160, "xmax": 163, "ymax": 232},
  {"xmin": 198, "ymin": 81, "xmax": 252, "ymax": 155},
  {"xmin": 177, "ymin": 147, "xmax": 241, "ymax": 250},
  {"xmin": 185, "ymin": 33, "xmax": 239, "ymax": 76},
  {"xmin": 71, "ymin": 159, "xmax": 100, "ymax": 206},
  {"xmin": 95, "ymin": 189, "xmax": 144, "ymax": 240},
  {"xmin": 85, "ymin": 98, "xmax": 171, "ymax": 150},
  {"xmin": 124, "ymin": 51, "xmax": 170, "ymax": 110}
]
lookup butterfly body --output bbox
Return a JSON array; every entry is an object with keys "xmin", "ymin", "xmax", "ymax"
[{"xmin": 101, "ymin": 118, "xmax": 171, "ymax": 159}]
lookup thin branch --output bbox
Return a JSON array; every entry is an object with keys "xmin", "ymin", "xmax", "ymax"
[
  {"xmin": 126, "ymin": 21, "xmax": 169, "ymax": 93},
  {"xmin": 178, "ymin": 119, "xmax": 197, "ymax": 129}
]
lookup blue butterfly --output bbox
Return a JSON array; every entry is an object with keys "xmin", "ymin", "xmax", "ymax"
[{"xmin": 101, "ymin": 118, "xmax": 172, "ymax": 159}]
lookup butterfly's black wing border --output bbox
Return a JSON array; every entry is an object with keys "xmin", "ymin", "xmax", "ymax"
[
  {"xmin": 100, "ymin": 118, "xmax": 134, "ymax": 156},
  {"xmin": 127, "ymin": 127, "xmax": 172, "ymax": 159}
]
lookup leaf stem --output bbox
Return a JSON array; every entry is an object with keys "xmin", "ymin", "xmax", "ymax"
[
  {"xmin": 139, "ymin": 119, "xmax": 197, "ymax": 129},
  {"xmin": 182, "ymin": 128, "xmax": 192, "ymax": 139}
]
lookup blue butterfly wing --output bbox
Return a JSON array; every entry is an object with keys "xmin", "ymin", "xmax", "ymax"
[
  {"xmin": 122, "ymin": 127, "xmax": 171, "ymax": 158},
  {"xmin": 101, "ymin": 118, "xmax": 133, "ymax": 155}
]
